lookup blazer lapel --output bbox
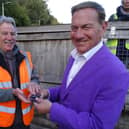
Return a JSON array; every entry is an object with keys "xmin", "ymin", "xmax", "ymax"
[
  {"xmin": 66, "ymin": 45, "xmax": 105, "ymax": 91},
  {"xmin": 61, "ymin": 45, "xmax": 106, "ymax": 99}
]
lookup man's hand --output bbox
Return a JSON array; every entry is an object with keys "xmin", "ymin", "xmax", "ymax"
[
  {"xmin": 13, "ymin": 83, "xmax": 50, "ymax": 105},
  {"xmin": 13, "ymin": 88, "xmax": 31, "ymax": 103},
  {"xmin": 33, "ymin": 98, "xmax": 52, "ymax": 114},
  {"xmin": 27, "ymin": 82, "xmax": 41, "ymax": 95},
  {"xmin": 40, "ymin": 88, "xmax": 49, "ymax": 99}
]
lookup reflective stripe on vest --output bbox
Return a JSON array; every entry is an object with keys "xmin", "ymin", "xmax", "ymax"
[
  {"xmin": 113, "ymin": 14, "xmax": 118, "ymax": 20},
  {"xmin": 24, "ymin": 53, "xmax": 32, "ymax": 80},
  {"xmin": 125, "ymin": 42, "xmax": 129, "ymax": 49},
  {"xmin": 0, "ymin": 82, "xmax": 12, "ymax": 88},
  {"xmin": 0, "ymin": 106, "xmax": 15, "ymax": 113},
  {"xmin": 106, "ymin": 39, "xmax": 117, "ymax": 54},
  {"xmin": 0, "ymin": 82, "xmax": 29, "ymax": 90},
  {"xmin": 21, "ymin": 82, "xmax": 29, "ymax": 90},
  {"xmin": 23, "ymin": 105, "xmax": 32, "ymax": 115}
]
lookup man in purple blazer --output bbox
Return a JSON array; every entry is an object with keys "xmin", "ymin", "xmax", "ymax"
[{"xmin": 18, "ymin": 1, "xmax": 129, "ymax": 129}]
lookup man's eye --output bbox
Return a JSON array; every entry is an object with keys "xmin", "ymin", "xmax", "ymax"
[
  {"xmin": 83, "ymin": 26, "xmax": 92, "ymax": 30},
  {"xmin": 71, "ymin": 27, "xmax": 78, "ymax": 32},
  {"xmin": 1, "ymin": 32, "xmax": 8, "ymax": 35},
  {"xmin": 0, "ymin": 32, "xmax": 16, "ymax": 36}
]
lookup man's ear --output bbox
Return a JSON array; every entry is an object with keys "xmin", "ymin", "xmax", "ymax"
[{"xmin": 102, "ymin": 21, "xmax": 108, "ymax": 32}]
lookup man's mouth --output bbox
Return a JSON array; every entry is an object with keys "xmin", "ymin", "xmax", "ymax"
[{"xmin": 4, "ymin": 40, "xmax": 14, "ymax": 44}]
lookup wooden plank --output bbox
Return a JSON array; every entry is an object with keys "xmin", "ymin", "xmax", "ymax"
[
  {"xmin": 18, "ymin": 40, "xmax": 74, "ymax": 83},
  {"xmin": 17, "ymin": 22, "xmax": 129, "ymax": 34},
  {"xmin": 104, "ymin": 30, "xmax": 129, "ymax": 39},
  {"xmin": 17, "ymin": 30, "xmax": 129, "ymax": 41},
  {"xmin": 17, "ymin": 24, "xmax": 71, "ymax": 34},
  {"xmin": 107, "ymin": 21, "xmax": 129, "ymax": 29},
  {"xmin": 17, "ymin": 32, "xmax": 70, "ymax": 41},
  {"xmin": 17, "ymin": 22, "xmax": 129, "ymax": 41}
]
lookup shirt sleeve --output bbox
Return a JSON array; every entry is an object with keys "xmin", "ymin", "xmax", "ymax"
[
  {"xmin": 49, "ymin": 86, "xmax": 61, "ymax": 102},
  {"xmin": 31, "ymin": 66, "xmax": 40, "ymax": 84},
  {"xmin": 49, "ymin": 74, "xmax": 129, "ymax": 129},
  {"xmin": 0, "ymin": 88, "xmax": 15, "ymax": 102}
]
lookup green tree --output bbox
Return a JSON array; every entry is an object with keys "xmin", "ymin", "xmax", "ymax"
[
  {"xmin": 47, "ymin": 15, "xmax": 59, "ymax": 25},
  {"xmin": 0, "ymin": 0, "xmax": 59, "ymax": 26},
  {"xmin": 0, "ymin": 0, "xmax": 31, "ymax": 26},
  {"xmin": 24, "ymin": 0, "xmax": 58, "ymax": 25}
]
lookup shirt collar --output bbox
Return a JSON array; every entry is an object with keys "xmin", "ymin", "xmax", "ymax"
[{"xmin": 71, "ymin": 40, "xmax": 103, "ymax": 61}]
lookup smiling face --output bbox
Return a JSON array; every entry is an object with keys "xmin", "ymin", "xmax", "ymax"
[
  {"xmin": 70, "ymin": 8, "xmax": 107, "ymax": 54},
  {"xmin": 0, "ymin": 22, "xmax": 16, "ymax": 52}
]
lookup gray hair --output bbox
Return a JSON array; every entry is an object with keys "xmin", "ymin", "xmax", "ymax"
[
  {"xmin": 71, "ymin": 1, "xmax": 106, "ymax": 24},
  {"xmin": 0, "ymin": 16, "xmax": 16, "ymax": 28}
]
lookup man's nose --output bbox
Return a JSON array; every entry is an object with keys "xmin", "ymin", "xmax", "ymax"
[
  {"xmin": 6, "ymin": 33, "xmax": 14, "ymax": 39},
  {"xmin": 75, "ymin": 28, "xmax": 85, "ymax": 39}
]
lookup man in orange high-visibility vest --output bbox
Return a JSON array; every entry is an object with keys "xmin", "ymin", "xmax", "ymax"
[{"xmin": 0, "ymin": 16, "xmax": 40, "ymax": 129}]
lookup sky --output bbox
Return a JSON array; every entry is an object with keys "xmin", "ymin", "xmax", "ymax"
[{"xmin": 47, "ymin": 0, "xmax": 121, "ymax": 24}]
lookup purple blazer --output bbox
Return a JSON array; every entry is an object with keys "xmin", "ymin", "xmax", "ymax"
[{"xmin": 49, "ymin": 45, "xmax": 129, "ymax": 129}]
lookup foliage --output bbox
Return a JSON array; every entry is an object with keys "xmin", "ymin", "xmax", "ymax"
[{"xmin": 0, "ymin": 0, "xmax": 59, "ymax": 26}]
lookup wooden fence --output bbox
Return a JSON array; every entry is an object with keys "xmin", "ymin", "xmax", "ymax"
[
  {"xmin": 16, "ymin": 22, "xmax": 129, "ymax": 129},
  {"xmin": 17, "ymin": 24, "xmax": 72, "ymax": 84}
]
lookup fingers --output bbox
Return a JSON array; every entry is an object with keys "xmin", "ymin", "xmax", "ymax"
[
  {"xmin": 27, "ymin": 82, "xmax": 41, "ymax": 95},
  {"xmin": 19, "ymin": 95, "xmax": 31, "ymax": 103},
  {"xmin": 13, "ymin": 88, "xmax": 23, "ymax": 96},
  {"xmin": 13, "ymin": 88, "xmax": 31, "ymax": 103},
  {"xmin": 13, "ymin": 83, "xmax": 48, "ymax": 104},
  {"xmin": 40, "ymin": 89, "xmax": 49, "ymax": 99},
  {"xmin": 33, "ymin": 99, "xmax": 52, "ymax": 114}
]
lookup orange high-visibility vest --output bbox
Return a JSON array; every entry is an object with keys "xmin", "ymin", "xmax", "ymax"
[{"xmin": 0, "ymin": 52, "xmax": 34, "ymax": 127}]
